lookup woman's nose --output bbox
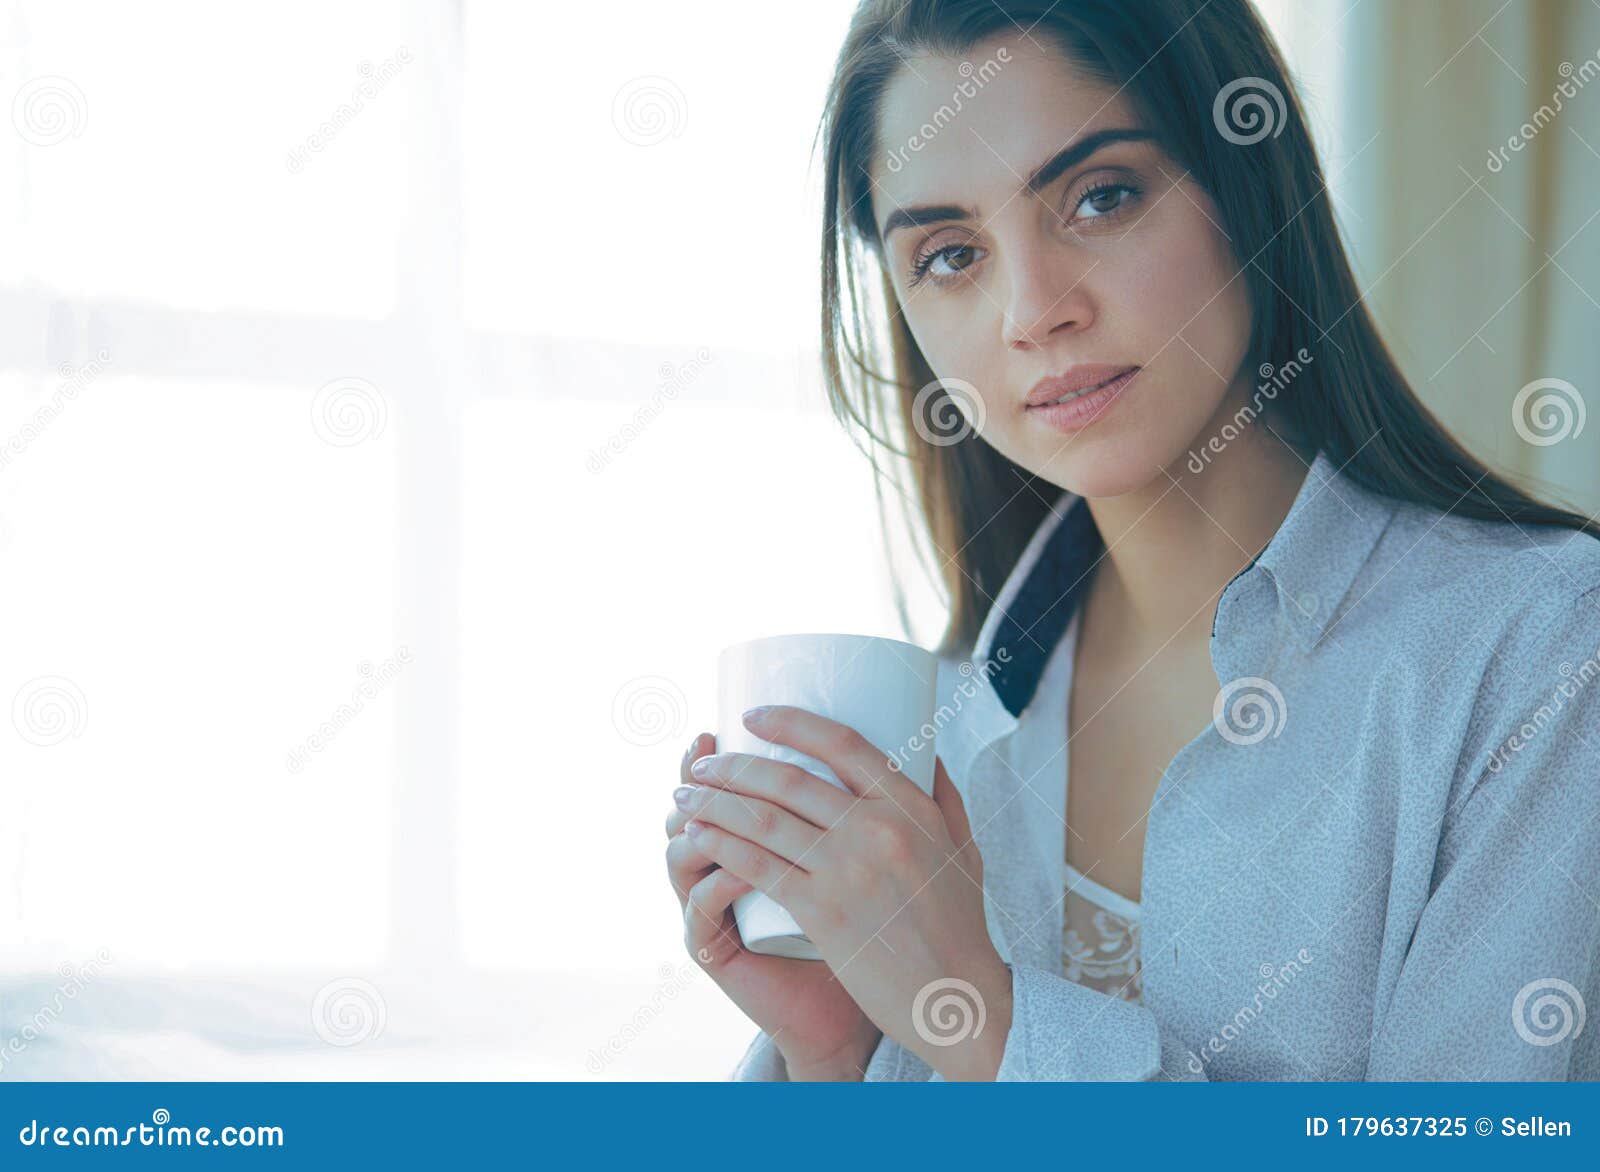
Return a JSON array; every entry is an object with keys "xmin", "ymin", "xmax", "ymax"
[{"xmin": 1000, "ymin": 254, "xmax": 1097, "ymax": 349}]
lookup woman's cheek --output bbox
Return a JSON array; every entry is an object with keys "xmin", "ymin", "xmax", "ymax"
[
  {"xmin": 907, "ymin": 308, "xmax": 981, "ymax": 382},
  {"xmin": 1114, "ymin": 235, "xmax": 1213, "ymax": 339}
]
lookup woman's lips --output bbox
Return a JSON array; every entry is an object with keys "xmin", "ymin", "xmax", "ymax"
[{"xmin": 1024, "ymin": 367, "xmax": 1139, "ymax": 432}]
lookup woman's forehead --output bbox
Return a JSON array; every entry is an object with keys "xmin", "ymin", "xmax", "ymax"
[{"xmin": 870, "ymin": 40, "xmax": 1141, "ymax": 226}]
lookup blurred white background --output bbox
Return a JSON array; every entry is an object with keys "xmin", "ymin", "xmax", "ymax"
[{"xmin": 1, "ymin": 0, "xmax": 1595, "ymax": 1079}]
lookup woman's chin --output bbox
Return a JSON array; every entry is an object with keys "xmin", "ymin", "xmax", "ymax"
[{"xmin": 1031, "ymin": 434, "xmax": 1177, "ymax": 501}]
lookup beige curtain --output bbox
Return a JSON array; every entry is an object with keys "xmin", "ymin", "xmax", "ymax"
[{"xmin": 1262, "ymin": 0, "xmax": 1600, "ymax": 515}]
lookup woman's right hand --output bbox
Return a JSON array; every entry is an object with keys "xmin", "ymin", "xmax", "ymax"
[{"xmin": 665, "ymin": 731, "xmax": 882, "ymax": 1080}]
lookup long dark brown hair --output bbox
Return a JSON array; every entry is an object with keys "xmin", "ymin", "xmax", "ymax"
[{"xmin": 817, "ymin": 0, "xmax": 1600, "ymax": 658}]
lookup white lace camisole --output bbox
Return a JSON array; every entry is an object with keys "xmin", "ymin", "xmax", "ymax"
[
  {"xmin": 1058, "ymin": 610, "xmax": 1144, "ymax": 1004},
  {"xmin": 1061, "ymin": 858, "xmax": 1143, "ymax": 1003}
]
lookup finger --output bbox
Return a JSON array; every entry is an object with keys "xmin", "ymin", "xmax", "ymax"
[
  {"xmin": 685, "ymin": 820, "xmax": 809, "ymax": 906},
  {"xmin": 931, "ymin": 755, "xmax": 982, "ymax": 884},
  {"xmin": 740, "ymin": 705, "xmax": 922, "ymax": 805},
  {"xmin": 680, "ymin": 731, "xmax": 715, "ymax": 789},
  {"xmin": 667, "ymin": 732, "xmax": 717, "ymax": 838},
  {"xmin": 689, "ymin": 751, "xmax": 855, "ymax": 829},
  {"xmin": 665, "ymin": 824, "xmax": 719, "ymax": 903},
  {"xmin": 666, "ymin": 802, "xmax": 693, "ymax": 839},
  {"xmin": 931, "ymin": 755, "xmax": 973, "ymax": 847},
  {"xmin": 676, "ymin": 785, "xmax": 826, "ymax": 869},
  {"xmin": 684, "ymin": 866, "xmax": 753, "ymax": 966}
]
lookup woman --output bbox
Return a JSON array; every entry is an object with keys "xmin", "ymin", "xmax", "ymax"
[{"xmin": 663, "ymin": 0, "xmax": 1600, "ymax": 1080}]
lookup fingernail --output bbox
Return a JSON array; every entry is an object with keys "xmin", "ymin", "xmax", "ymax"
[
  {"xmin": 685, "ymin": 820, "xmax": 706, "ymax": 836},
  {"xmin": 673, "ymin": 785, "xmax": 696, "ymax": 808},
  {"xmin": 742, "ymin": 705, "xmax": 772, "ymax": 725},
  {"xmin": 683, "ymin": 735, "xmax": 700, "ymax": 763},
  {"xmin": 690, "ymin": 757, "xmax": 711, "ymax": 779}
]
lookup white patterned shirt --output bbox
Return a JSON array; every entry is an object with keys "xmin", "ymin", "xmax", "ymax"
[{"xmin": 732, "ymin": 448, "xmax": 1600, "ymax": 1080}]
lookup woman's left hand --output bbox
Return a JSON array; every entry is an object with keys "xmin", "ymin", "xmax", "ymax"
[{"xmin": 677, "ymin": 703, "xmax": 1013, "ymax": 1080}]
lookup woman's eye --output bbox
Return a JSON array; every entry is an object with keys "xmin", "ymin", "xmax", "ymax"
[
  {"xmin": 1069, "ymin": 182, "xmax": 1140, "ymax": 224},
  {"xmin": 932, "ymin": 245, "xmax": 976, "ymax": 273},
  {"xmin": 910, "ymin": 242, "xmax": 983, "ymax": 286}
]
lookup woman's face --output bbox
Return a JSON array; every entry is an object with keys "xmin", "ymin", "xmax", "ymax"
[{"xmin": 870, "ymin": 35, "xmax": 1252, "ymax": 498}]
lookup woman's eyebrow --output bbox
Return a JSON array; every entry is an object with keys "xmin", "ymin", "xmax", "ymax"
[{"xmin": 880, "ymin": 127, "xmax": 1155, "ymax": 240}]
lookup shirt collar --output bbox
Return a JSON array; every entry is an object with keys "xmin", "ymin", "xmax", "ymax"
[
  {"xmin": 1251, "ymin": 447, "xmax": 1398, "ymax": 655},
  {"xmin": 970, "ymin": 448, "xmax": 1397, "ymax": 722}
]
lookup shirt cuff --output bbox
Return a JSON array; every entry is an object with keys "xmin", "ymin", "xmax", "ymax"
[
  {"xmin": 728, "ymin": 1029, "xmax": 788, "ymax": 1081},
  {"xmin": 993, "ymin": 961, "xmax": 1166, "ymax": 1080}
]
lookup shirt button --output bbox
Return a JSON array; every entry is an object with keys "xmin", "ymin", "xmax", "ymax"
[{"xmin": 1295, "ymin": 590, "xmax": 1319, "ymax": 616}]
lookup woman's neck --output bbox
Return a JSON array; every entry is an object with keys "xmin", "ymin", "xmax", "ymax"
[{"xmin": 1081, "ymin": 424, "xmax": 1310, "ymax": 656}]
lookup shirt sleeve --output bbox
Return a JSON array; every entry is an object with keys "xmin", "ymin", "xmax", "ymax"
[
  {"xmin": 731, "ymin": 1027, "xmax": 932, "ymax": 1081},
  {"xmin": 727, "ymin": 1028, "xmax": 788, "ymax": 1080},
  {"xmin": 1365, "ymin": 585, "xmax": 1600, "ymax": 1079},
  {"xmin": 971, "ymin": 961, "xmax": 1207, "ymax": 1080},
  {"xmin": 726, "ymin": 970, "xmax": 1209, "ymax": 1081}
]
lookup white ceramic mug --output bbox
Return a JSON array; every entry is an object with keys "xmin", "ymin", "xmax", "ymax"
[{"xmin": 715, "ymin": 632, "xmax": 939, "ymax": 960}]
